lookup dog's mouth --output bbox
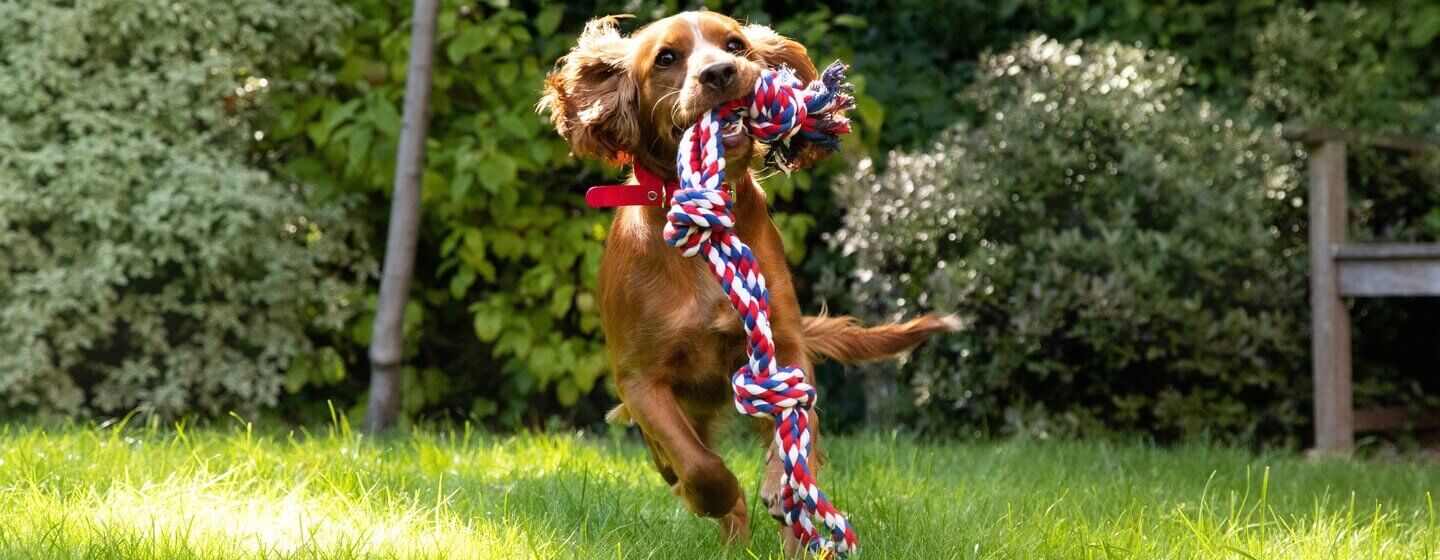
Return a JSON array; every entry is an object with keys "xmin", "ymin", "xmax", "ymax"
[
  {"xmin": 669, "ymin": 121, "xmax": 750, "ymax": 150},
  {"xmin": 721, "ymin": 122, "xmax": 748, "ymax": 149}
]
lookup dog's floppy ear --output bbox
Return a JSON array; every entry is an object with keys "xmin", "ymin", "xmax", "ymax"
[
  {"xmin": 539, "ymin": 16, "xmax": 638, "ymax": 163},
  {"xmin": 742, "ymin": 24, "xmax": 834, "ymax": 170},
  {"xmin": 742, "ymin": 24, "xmax": 819, "ymax": 84}
]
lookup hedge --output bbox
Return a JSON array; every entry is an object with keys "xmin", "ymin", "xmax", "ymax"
[{"xmin": 0, "ymin": 0, "xmax": 365, "ymax": 416}]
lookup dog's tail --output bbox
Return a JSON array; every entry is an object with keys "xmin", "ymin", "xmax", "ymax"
[
  {"xmin": 605, "ymin": 311, "xmax": 958, "ymax": 425},
  {"xmin": 802, "ymin": 311, "xmax": 960, "ymax": 364}
]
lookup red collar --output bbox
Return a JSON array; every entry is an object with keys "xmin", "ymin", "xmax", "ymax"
[
  {"xmin": 584, "ymin": 165, "xmax": 737, "ymax": 209},
  {"xmin": 585, "ymin": 165, "xmax": 675, "ymax": 208}
]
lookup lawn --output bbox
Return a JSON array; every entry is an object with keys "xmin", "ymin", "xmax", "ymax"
[{"xmin": 2, "ymin": 419, "xmax": 1439, "ymax": 559}]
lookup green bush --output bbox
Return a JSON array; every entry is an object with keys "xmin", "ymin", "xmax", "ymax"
[
  {"xmin": 263, "ymin": 0, "xmax": 615, "ymax": 423},
  {"xmin": 831, "ymin": 37, "xmax": 1309, "ymax": 441},
  {"xmin": 0, "ymin": 0, "xmax": 364, "ymax": 416},
  {"xmin": 1249, "ymin": 3, "xmax": 1439, "ymax": 135}
]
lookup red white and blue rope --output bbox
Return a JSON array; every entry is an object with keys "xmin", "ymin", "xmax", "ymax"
[{"xmin": 662, "ymin": 61, "xmax": 857, "ymax": 556}]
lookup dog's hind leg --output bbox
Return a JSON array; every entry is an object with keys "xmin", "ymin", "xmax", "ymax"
[{"xmin": 757, "ymin": 339, "xmax": 820, "ymax": 555}]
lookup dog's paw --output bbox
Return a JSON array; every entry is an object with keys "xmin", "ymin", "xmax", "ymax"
[
  {"xmin": 717, "ymin": 496, "xmax": 751, "ymax": 545},
  {"xmin": 672, "ymin": 459, "xmax": 743, "ymax": 518},
  {"xmin": 760, "ymin": 481, "xmax": 785, "ymax": 522}
]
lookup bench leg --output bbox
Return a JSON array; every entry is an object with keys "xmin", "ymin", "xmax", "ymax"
[
  {"xmin": 1308, "ymin": 139, "xmax": 1353, "ymax": 453},
  {"xmin": 1311, "ymin": 298, "xmax": 1353, "ymax": 453}
]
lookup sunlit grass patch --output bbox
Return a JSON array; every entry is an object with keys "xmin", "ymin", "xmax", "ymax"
[{"xmin": 2, "ymin": 419, "xmax": 1440, "ymax": 559}]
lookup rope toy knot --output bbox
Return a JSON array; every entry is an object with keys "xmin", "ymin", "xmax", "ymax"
[
  {"xmin": 732, "ymin": 365, "xmax": 815, "ymax": 417},
  {"xmin": 667, "ymin": 60, "xmax": 858, "ymax": 557},
  {"xmin": 663, "ymin": 187, "xmax": 733, "ymax": 257},
  {"xmin": 744, "ymin": 69, "xmax": 808, "ymax": 144}
]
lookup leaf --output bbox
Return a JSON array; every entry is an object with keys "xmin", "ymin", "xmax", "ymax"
[
  {"xmin": 450, "ymin": 172, "xmax": 474, "ymax": 200},
  {"xmin": 495, "ymin": 329, "xmax": 532, "ymax": 358},
  {"xmin": 349, "ymin": 298, "xmax": 376, "ymax": 347},
  {"xmin": 534, "ymin": 6, "xmax": 564, "ymax": 36},
  {"xmin": 459, "ymin": 228, "xmax": 487, "ymax": 269},
  {"xmin": 323, "ymin": 100, "xmax": 361, "ymax": 132},
  {"xmin": 489, "ymin": 183, "xmax": 519, "ymax": 218},
  {"xmin": 421, "ymin": 169, "xmax": 447, "ymax": 203},
  {"xmin": 497, "ymin": 113, "xmax": 530, "ymax": 138},
  {"xmin": 402, "ymin": 301, "xmax": 425, "ymax": 338},
  {"xmin": 573, "ymin": 351, "xmax": 606, "ymax": 391},
  {"xmin": 440, "ymin": 228, "xmax": 463, "ymax": 257},
  {"xmin": 517, "ymin": 265, "xmax": 557, "ymax": 297},
  {"xmin": 549, "ymin": 284, "xmax": 575, "ymax": 317},
  {"xmin": 772, "ymin": 213, "xmax": 817, "ymax": 264},
  {"xmin": 555, "ymin": 378, "xmax": 579, "ymax": 407},
  {"xmin": 475, "ymin": 154, "xmax": 517, "ymax": 193},
  {"xmin": 285, "ymin": 355, "xmax": 314, "ymax": 393},
  {"xmin": 507, "ymin": 25, "xmax": 532, "ymax": 44},
  {"xmin": 306, "ymin": 121, "xmax": 333, "ymax": 146},
  {"xmin": 853, "ymin": 94, "xmax": 884, "ymax": 138},
  {"xmin": 489, "ymin": 231, "xmax": 525, "ymax": 259},
  {"xmin": 366, "ymin": 100, "xmax": 403, "ymax": 137},
  {"xmin": 493, "ymin": 34, "xmax": 514, "ymax": 53},
  {"xmin": 493, "ymin": 61, "xmax": 519, "ymax": 85},
  {"xmin": 473, "ymin": 308, "xmax": 504, "ymax": 342},
  {"xmin": 1409, "ymin": 6, "xmax": 1440, "ymax": 47},
  {"xmin": 449, "ymin": 267, "xmax": 475, "ymax": 299},
  {"xmin": 446, "ymin": 26, "xmax": 493, "ymax": 64},
  {"xmin": 470, "ymin": 398, "xmax": 499, "ymax": 419},
  {"xmin": 319, "ymin": 347, "xmax": 346, "ymax": 384},
  {"xmin": 344, "ymin": 127, "xmax": 373, "ymax": 178},
  {"xmin": 474, "ymin": 259, "xmax": 497, "ymax": 282}
]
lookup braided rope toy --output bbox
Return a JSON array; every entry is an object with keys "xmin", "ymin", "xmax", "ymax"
[{"xmin": 663, "ymin": 61, "xmax": 857, "ymax": 557}]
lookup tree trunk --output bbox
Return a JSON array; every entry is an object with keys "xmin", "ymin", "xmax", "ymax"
[{"xmin": 364, "ymin": 0, "xmax": 439, "ymax": 435}]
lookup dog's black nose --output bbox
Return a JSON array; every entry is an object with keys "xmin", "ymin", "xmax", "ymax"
[{"xmin": 699, "ymin": 62, "xmax": 736, "ymax": 90}]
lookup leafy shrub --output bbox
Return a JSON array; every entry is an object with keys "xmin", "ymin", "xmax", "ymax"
[
  {"xmin": 0, "ymin": 1, "xmax": 363, "ymax": 416},
  {"xmin": 831, "ymin": 37, "xmax": 1309, "ymax": 441},
  {"xmin": 1249, "ymin": 3, "xmax": 1439, "ymax": 134},
  {"xmin": 264, "ymin": 0, "xmax": 614, "ymax": 423}
]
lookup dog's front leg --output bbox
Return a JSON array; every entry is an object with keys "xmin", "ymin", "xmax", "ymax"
[{"xmin": 619, "ymin": 376, "xmax": 749, "ymax": 544}]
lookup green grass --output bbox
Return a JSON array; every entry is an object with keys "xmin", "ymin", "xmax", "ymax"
[{"xmin": 2, "ymin": 418, "xmax": 1440, "ymax": 559}]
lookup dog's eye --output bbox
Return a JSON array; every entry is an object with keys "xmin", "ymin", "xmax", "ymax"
[
  {"xmin": 655, "ymin": 49, "xmax": 678, "ymax": 68},
  {"xmin": 725, "ymin": 39, "xmax": 745, "ymax": 53}
]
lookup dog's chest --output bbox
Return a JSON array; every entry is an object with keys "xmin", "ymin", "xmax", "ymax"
[{"xmin": 600, "ymin": 209, "xmax": 745, "ymax": 370}]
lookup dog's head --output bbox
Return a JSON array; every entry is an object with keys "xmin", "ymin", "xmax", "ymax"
[{"xmin": 540, "ymin": 11, "xmax": 831, "ymax": 176}]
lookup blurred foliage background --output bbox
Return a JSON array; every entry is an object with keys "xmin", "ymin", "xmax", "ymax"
[
  {"xmin": 3, "ymin": 0, "xmax": 1437, "ymax": 444},
  {"xmin": 0, "ymin": 0, "xmax": 368, "ymax": 418}
]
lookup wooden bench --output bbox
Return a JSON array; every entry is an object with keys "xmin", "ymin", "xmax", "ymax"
[{"xmin": 1284, "ymin": 125, "xmax": 1439, "ymax": 453}]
